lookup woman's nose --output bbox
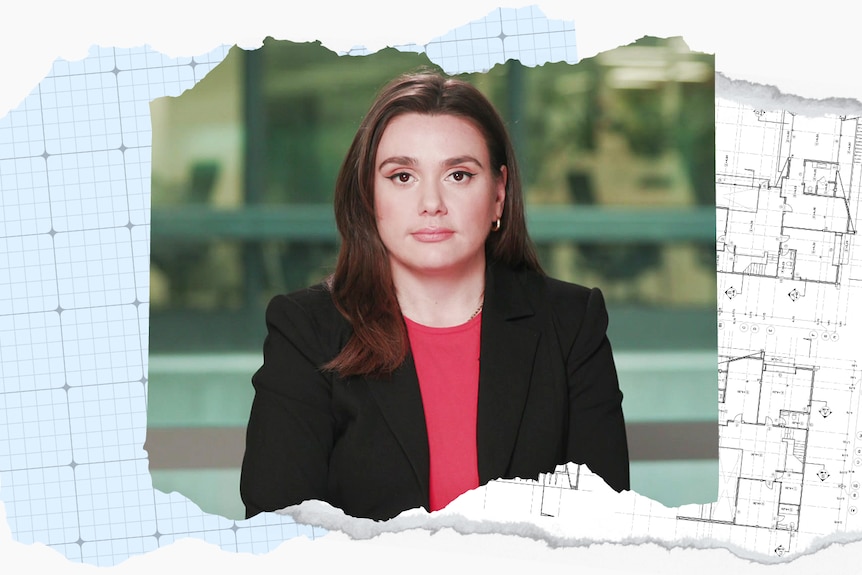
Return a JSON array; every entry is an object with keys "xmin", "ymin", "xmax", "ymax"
[{"xmin": 418, "ymin": 180, "xmax": 447, "ymax": 215}]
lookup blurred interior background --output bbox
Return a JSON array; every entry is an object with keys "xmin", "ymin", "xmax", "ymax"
[{"xmin": 145, "ymin": 37, "xmax": 718, "ymax": 520}]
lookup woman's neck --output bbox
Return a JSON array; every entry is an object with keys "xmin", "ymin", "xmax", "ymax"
[{"xmin": 391, "ymin": 258, "xmax": 486, "ymax": 328}]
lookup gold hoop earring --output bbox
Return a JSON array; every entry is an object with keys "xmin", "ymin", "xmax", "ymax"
[{"xmin": 491, "ymin": 219, "xmax": 501, "ymax": 232}]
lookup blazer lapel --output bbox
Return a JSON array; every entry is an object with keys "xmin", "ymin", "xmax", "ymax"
[
  {"xmin": 476, "ymin": 264, "xmax": 540, "ymax": 483},
  {"xmin": 362, "ymin": 264, "xmax": 540, "ymax": 501},
  {"xmin": 365, "ymin": 354, "xmax": 430, "ymax": 503}
]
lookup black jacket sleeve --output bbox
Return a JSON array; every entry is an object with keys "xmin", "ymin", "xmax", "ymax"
[
  {"xmin": 240, "ymin": 291, "xmax": 337, "ymax": 518},
  {"xmin": 565, "ymin": 287, "xmax": 630, "ymax": 491}
]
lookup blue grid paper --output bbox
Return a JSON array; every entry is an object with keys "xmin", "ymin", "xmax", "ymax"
[
  {"xmin": 0, "ymin": 7, "xmax": 578, "ymax": 566},
  {"xmin": 360, "ymin": 6, "xmax": 577, "ymax": 72}
]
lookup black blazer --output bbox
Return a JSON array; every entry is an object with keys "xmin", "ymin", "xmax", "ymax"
[{"xmin": 240, "ymin": 263, "xmax": 629, "ymax": 521}]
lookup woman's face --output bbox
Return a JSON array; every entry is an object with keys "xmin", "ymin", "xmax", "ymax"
[{"xmin": 373, "ymin": 113, "xmax": 506, "ymax": 281}]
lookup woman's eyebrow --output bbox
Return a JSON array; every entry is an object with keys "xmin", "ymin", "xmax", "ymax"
[
  {"xmin": 443, "ymin": 155, "xmax": 484, "ymax": 168},
  {"xmin": 377, "ymin": 155, "xmax": 485, "ymax": 170},
  {"xmin": 378, "ymin": 156, "xmax": 417, "ymax": 170}
]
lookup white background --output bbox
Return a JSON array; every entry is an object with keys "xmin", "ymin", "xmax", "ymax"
[{"xmin": 1, "ymin": 1, "xmax": 861, "ymax": 572}]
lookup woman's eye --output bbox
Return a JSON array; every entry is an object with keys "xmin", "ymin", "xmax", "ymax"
[
  {"xmin": 390, "ymin": 172, "xmax": 412, "ymax": 183},
  {"xmin": 450, "ymin": 171, "xmax": 474, "ymax": 182}
]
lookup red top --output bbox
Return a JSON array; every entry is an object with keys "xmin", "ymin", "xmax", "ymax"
[{"xmin": 404, "ymin": 312, "xmax": 482, "ymax": 511}]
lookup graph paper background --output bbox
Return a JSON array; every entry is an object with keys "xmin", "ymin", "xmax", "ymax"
[{"xmin": 0, "ymin": 6, "xmax": 579, "ymax": 566}]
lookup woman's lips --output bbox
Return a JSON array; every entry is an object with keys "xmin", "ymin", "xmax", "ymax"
[{"xmin": 411, "ymin": 228, "xmax": 454, "ymax": 242}]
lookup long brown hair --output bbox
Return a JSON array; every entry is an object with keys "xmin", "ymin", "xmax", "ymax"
[{"xmin": 325, "ymin": 70, "xmax": 542, "ymax": 377}]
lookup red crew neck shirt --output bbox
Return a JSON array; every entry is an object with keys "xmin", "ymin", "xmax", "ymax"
[{"xmin": 404, "ymin": 312, "xmax": 482, "ymax": 512}]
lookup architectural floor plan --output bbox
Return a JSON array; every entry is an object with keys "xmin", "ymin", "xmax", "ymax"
[{"xmin": 453, "ymin": 101, "xmax": 862, "ymax": 559}]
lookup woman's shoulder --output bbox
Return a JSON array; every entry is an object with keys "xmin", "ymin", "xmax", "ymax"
[
  {"xmin": 264, "ymin": 280, "xmax": 351, "ymax": 351},
  {"xmin": 502, "ymin": 266, "xmax": 609, "ymax": 342},
  {"xmin": 543, "ymin": 273, "xmax": 596, "ymax": 301},
  {"xmin": 502, "ymin": 269, "xmax": 611, "ymax": 364},
  {"xmin": 273, "ymin": 280, "xmax": 338, "ymax": 312},
  {"xmin": 506, "ymin": 266, "xmax": 601, "ymax": 311}
]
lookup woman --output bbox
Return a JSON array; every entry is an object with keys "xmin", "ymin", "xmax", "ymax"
[{"xmin": 240, "ymin": 71, "xmax": 629, "ymax": 521}]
